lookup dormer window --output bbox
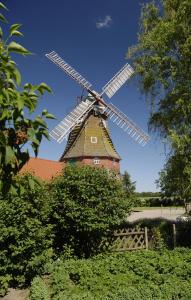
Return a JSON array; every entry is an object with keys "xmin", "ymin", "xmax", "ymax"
[
  {"xmin": 93, "ymin": 157, "xmax": 100, "ymax": 164},
  {"xmin": 91, "ymin": 136, "xmax": 97, "ymax": 143}
]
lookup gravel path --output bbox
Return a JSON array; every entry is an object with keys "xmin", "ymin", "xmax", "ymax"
[
  {"xmin": 0, "ymin": 289, "xmax": 29, "ymax": 300},
  {"xmin": 128, "ymin": 207, "xmax": 185, "ymax": 222}
]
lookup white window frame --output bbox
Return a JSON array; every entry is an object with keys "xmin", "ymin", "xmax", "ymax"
[
  {"xmin": 91, "ymin": 136, "xmax": 97, "ymax": 143},
  {"xmin": 93, "ymin": 157, "xmax": 100, "ymax": 165}
]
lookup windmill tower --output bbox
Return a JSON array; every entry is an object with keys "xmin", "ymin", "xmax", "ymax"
[{"xmin": 46, "ymin": 51, "xmax": 150, "ymax": 171}]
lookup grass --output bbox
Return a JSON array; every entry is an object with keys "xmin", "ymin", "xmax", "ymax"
[{"xmin": 133, "ymin": 206, "xmax": 183, "ymax": 211}]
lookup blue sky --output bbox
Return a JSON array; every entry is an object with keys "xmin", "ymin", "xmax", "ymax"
[{"xmin": 6, "ymin": 0, "xmax": 167, "ymax": 191}]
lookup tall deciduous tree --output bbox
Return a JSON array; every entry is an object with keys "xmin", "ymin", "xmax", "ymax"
[
  {"xmin": 128, "ymin": 0, "xmax": 191, "ymax": 142},
  {"xmin": 0, "ymin": 2, "xmax": 54, "ymax": 194},
  {"xmin": 128, "ymin": 0, "xmax": 191, "ymax": 202}
]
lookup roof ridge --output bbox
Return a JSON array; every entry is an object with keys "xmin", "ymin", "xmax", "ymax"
[{"xmin": 29, "ymin": 157, "xmax": 63, "ymax": 163}]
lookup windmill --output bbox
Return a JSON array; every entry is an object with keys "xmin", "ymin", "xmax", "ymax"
[{"xmin": 45, "ymin": 51, "xmax": 150, "ymax": 171}]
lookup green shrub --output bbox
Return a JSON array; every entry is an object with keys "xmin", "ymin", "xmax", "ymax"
[
  {"xmin": 49, "ymin": 165, "xmax": 131, "ymax": 258},
  {"xmin": 30, "ymin": 276, "xmax": 50, "ymax": 300},
  {"xmin": 30, "ymin": 249, "xmax": 191, "ymax": 300},
  {"xmin": 0, "ymin": 174, "xmax": 53, "ymax": 296}
]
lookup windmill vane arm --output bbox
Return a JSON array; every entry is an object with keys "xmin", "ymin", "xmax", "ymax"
[
  {"xmin": 103, "ymin": 103, "xmax": 150, "ymax": 146},
  {"xmin": 45, "ymin": 51, "xmax": 92, "ymax": 91},
  {"xmin": 101, "ymin": 63, "xmax": 134, "ymax": 99},
  {"xmin": 50, "ymin": 98, "xmax": 96, "ymax": 143}
]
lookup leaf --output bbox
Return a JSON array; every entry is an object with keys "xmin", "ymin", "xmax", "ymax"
[
  {"xmin": 28, "ymin": 178, "xmax": 35, "ymax": 190},
  {"xmin": 5, "ymin": 146, "xmax": 15, "ymax": 165},
  {"xmin": 10, "ymin": 24, "xmax": 21, "ymax": 31},
  {"xmin": 8, "ymin": 41, "xmax": 30, "ymax": 55},
  {"xmin": 45, "ymin": 113, "xmax": 55, "ymax": 119},
  {"xmin": 38, "ymin": 83, "xmax": 52, "ymax": 94},
  {"xmin": 0, "ymin": 132, "xmax": 6, "ymax": 146},
  {"xmin": 16, "ymin": 97, "xmax": 24, "ymax": 110},
  {"xmin": 0, "ymin": 26, "xmax": 3, "ymax": 38},
  {"xmin": 42, "ymin": 109, "xmax": 55, "ymax": 119},
  {"xmin": 10, "ymin": 30, "xmax": 23, "ymax": 37},
  {"xmin": 0, "ymin": 2, "xmax": 8, "ymax": 10},
  {"xmin": 0, "ymin": 13, "xmax": 7, "ymax": 23},
  {"xmin": 0, "ymin": 109, "xmax": 9, "ymax": 120},
  {"xmin": 13, "ymin": 68, "xmax": 21, "ymax": 86},
  {"xmin": 42, "ymin": 109, "xmax": 48, "ymax": 116},
  {"xmin": 24, "ymin": 83, "xmax": 33, "ymax": 90},
  {"xmin": 34, "ymin": 116, "xmax": 47, "ymax": 128},
  {"xmin": 27, "ymin": 128, "xmax": 40, "ymax": 145},
  {"xmin": 42, "ymin": 129, "xmax": 50, "ymax": 140}
]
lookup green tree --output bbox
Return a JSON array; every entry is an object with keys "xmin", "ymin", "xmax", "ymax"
[
  {"xmin": 157, "ymin": 150, "xmax": 191, "ymax": 212},
  {"xmin": 122, "ymin": 171, "xmax": 138, "ymax": 207},
  {"xmin": 50, "ymin": 165, "xmax": 131, "ymax": 258},
  {"xmin": 123, "ymin": 171, "xmax": 136, "ymax": 196},
  {"xmin": 128, "ymin": 0, "xmax": 191, "ymax": 142},
  {"xmin": 128, "ymin": 0, "xmax": 191, "ymax": 201},
  {"xmin": 0, "ymin": 2, "xmax": 54, "ymax": 194},
  {"xmin": 0, "ymin": 174, "xmax": 53, "ymax": 296}
]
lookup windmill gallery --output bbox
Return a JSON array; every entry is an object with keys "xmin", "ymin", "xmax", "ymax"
[{"xmin": 21, "ymin": 51, "xmax": 150, "ymax": 179}]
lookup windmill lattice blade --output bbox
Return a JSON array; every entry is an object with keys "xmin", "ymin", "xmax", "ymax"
[
  {"xmin": 103, "ymin": 103, "xmax": 150, "ymax": 146},
  {"xmin": 46, "ymin": 51, "xmax": 92, "ymax": 90},
  {"xmin": 101, "ymin": 63, "xmax": 134, "ymax": 98},
  {"xmin": 50, "ymin": 98, "xmax": 96, "ymax": 143}
]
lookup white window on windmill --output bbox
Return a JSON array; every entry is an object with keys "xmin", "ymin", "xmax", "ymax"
[
  {"xmin": 93, "ymin": 157, "xmax": 100, "ymax": 165},
  {"xmin": 91, "ymin": 136, "xmax": 97, "ymax": 143}
]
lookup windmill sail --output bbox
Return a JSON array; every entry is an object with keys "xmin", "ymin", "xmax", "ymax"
[
  {"xmin": 103, "ymin": 103, "xmax": 150, "ymax": 146},
  {"xmin": 101, "ymin": 63, "xmax": 134, "ymax": 98},
  {"xmin": 50, "ymin": 98, "xmax": 96, "ymax": 143},
  {"xmin": 46, "ymin": 51, "xmax": 92, "ymax": 91}
]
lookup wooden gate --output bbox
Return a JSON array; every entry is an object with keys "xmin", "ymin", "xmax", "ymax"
[{"xmin": 111, "ymin": 227, "xmax": 148, "ymax": 252}]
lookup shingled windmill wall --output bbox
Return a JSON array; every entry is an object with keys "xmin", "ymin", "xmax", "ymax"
[{"xmin": 59, "ymin": 112, "xmax": 121, "ymax": 172}]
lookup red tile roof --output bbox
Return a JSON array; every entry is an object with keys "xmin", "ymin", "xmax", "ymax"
[{"xmin": 20, "ymin": 157, "xmax": 64, "ymax": 180}]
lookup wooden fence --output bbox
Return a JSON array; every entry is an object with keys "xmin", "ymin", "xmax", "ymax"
[{"xmin": 111, "ymin": 227, "xmax": 148, "ymax": 252}]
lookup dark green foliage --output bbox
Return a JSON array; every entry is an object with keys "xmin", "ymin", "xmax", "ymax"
[
  {"xmin": 136, "ymin": 196, "xmax": 182, "ymax": 207},
  {"xmin": 128, "ymin": 0, "xmax": 191, "ymax": 140},
  {"xmin": 0, "ymin": 174, "xmax": 53, "ymax": 296},
  {"xmin": 157, "ymin": 151, "xmax": 191, "ymax": 211},
  {"xmin": 122, "ymin": 171, "xmax": 138, "ymax": 207},
  {"xmin": 30, "ymin": 249, "xmax": 191, "ymax": 299},
  {"xmin": 128, "ymin": 0, "xmax": 191, "ymax": 204},
  {"xmin": 0, "ymin": 2, "xmax": 54, "ymax": 195},
  {"xmin": 49, "ymin": 165, "xmax": 131, "ymax": 258}
]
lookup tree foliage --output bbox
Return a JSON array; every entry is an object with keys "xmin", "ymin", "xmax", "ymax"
[
  {"xmin": 0, "ymin": 2, "xmax": 54, "ymax": 194},
  {"xmin": 157, "ymin": 150, "xmax": 191, "ymax": 211},
  {"xmin": 128, "ymin": 0, "xmax": 191, "ymax": 200},
  {"xmin": 128, "ymin": 0, "xmax": 191, "ymax": 142},
  {"xmin": 49, "ymin": 165, "xmax": 131, "ymax": 258},
  {"xmin": 122, "ymin": 171, "xmax": 138, "ymax": 207},
  {"xmin": 0, "ymin": 174, "xmax": 53, "ymax": 296}
]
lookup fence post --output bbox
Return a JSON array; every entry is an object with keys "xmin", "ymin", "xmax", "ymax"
[
  {"xmin": 173, "ymin": 223, "xmax": 176, "ymax": 248},
  {"xmin": 145, "ymin": 227, "xmax": 148, "ymax": 250}
]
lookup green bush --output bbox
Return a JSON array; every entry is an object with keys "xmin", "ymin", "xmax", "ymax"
[
  {"xmin": 49, "ymin": 165, "xmax": 131, "ymax": 258},
  {"xmin": 30, "ymin": 249, "xmax": 191, "ymax": 300},
  {"xmin": 0, "ymin": 174, "xmax": 53, "ymax": 296},
  {"xmin": 30, "ymin": 276, "xmax": 50, "ymax": 300}
]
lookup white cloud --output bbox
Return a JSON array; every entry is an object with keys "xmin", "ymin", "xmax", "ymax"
[{"xmin": 96, "ymin": 15, "xmax": 112, "ymax": 29}]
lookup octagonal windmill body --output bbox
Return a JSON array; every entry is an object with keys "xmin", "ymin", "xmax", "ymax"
[{"xmin": 46, "ymin": 51, "xmax": 150, "ymax": 171}]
